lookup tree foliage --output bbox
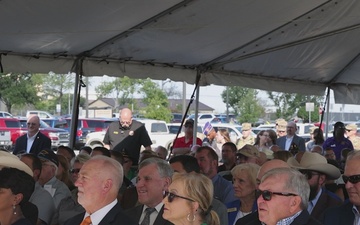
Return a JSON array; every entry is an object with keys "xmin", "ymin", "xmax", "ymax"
[
  {"xmin": 267, "ymin": 92, "xmax": 324, "ymax": 122},
  {"xmin": 95, "ymin": 76, "xmax": 141, "ymax": 110},
  {"xmin": 139, "ymin": 79, "xmax": 172, "ymax": 122},
  {"xmin": 33, "ymin": 72, "xmax": 74, "ymax": 114},
  {"xmin": 221, "ymin": 87, "xmax": 265, "ymax": 124},
  {"xmin": 0, "ymin": 73, "xmax": 40, "ymax": 113}
]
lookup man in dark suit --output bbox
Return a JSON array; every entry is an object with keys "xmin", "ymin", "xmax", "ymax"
[
  {"xmin": 65, "ymin": 156, "xmax": 137, "ymax": 225},
  {"xmin": 288, "ymin": 151, "xmax": 342, "ymax": 221},
  {"xmin": 276, "ymin": 121, "xmax": 305, "ymax": 153},
  {"xmin": 125, "ymin": 157, "xmax": 173, "ymax": 225},
  {"xmin": 323, "ymin": 150, "xmax": 360, "ymax": 225},
  {"xmin": 13, "ymin": 115, "xmax": 51, "ymax": 155}
]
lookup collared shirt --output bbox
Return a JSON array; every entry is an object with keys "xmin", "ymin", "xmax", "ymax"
[
  {"xmin": 276, "ymin": 210, "xmax": 301, "ymax": 225},
  {"xmin": 352, "ymin": 205, "xmax": 360, "ymax": 225},
  {"xmin": 83, "ymin": 199, "xmax": 117, "ymax": 225},
  {"xmin": 139, "ymin": 202, "xmax": 163, "ymax": 225},
  {"xmin": 285, "ymin": 136, "xmax": 294, "ymax": 150},
  {"xmin": 26, "ymin": 131, "xmax": 39, "ymax": 153},
  {"xmin": 307, "ymin": 188, "xmax": 322, "ymax": 214}
]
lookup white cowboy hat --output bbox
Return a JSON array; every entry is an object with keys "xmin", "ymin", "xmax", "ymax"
[
  {"xmin": 287, "ymin": 151, "xmax": 340, "ymax": 180},
  {"xmin": 0, "ymin": 151, "xmax": 33, "ymax": 176}
]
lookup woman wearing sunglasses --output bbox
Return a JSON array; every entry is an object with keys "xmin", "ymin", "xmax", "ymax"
[{"xmin": 162, "ymin": 173, "xmax": 220, "ymax": 225}]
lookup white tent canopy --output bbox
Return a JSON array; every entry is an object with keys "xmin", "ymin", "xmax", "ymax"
[{"xmin": 1, "ymin": 0, "xmax": 360, "ymax": 104}]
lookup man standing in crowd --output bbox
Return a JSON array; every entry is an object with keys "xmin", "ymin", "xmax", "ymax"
[
  {"xmin": 65, "ymin": 156, "xmax": 137, "ymax": 225},
  {"xmin": 237, "ymin": 123, "xmax": 255, "ymax": 149},
  {"xmin": 276, "ymin": 121, "xmax": 305, "ymax": 152},
  {"xmin": 346, "ymin": 123, "xmax": 360, "ymax": 150},
  {"xmin": 104, "ymin": 108, "xmax": 152, "ymax": 164},
  {"xmin": 172, "ymin": 119, "xmax": 203, "ymax": 155},
  {"xmin": 13, "ymin": 115, "xmax": 51, "ymax": 155},
  {"xmin": 218, "ymin": 142, "xmax": 237, "ymax": 173},
  {"xmin": 323, "ymin": 121, "xmax": 353, "ymax": 161},
  {"xmin": 276, "ymin": 119, "xmax": 287, "ymax": 138}
]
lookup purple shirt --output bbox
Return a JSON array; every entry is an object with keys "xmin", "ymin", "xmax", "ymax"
[{"xmin": 323, "ymin": 137, "xmax": 353, "ymax": 160}]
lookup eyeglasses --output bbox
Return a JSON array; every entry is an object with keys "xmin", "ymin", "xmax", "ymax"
[
  {"xmin": 256, "ymin": 190, "xmax": 297, "ymax": 201},
  {"xmin": 343, "ymin": 174, "xmax": 360, "ymax": 184},
  {"xmin": 27, "ymin": 123, "xmax": 37, "ymax": 126},
  {"xmin": 163, "ymin": 191, "xmax": 194, "ymax": 203},
  {"xmin": 278, "ymin": 131, "xmax": 286, "ymax": 133},
  {"xmin": 120, "ymin": 121, "xmax": 132, "ymax": 125},
  {"xmin": 299, "ymin": 170, "xmax": 320, "ymax": 180},
  {"xmin": 69, "ymin": 168, "xmax": 81, "ymax": 174}
]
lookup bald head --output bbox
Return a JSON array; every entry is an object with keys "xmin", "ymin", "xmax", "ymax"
[
  {"xmin": 256, "ymin": 159, "xmax": 290, "ymax": 187},
  {"xmin": 119, "ymin": 108, "xmax": 133, "ymax": 128}
]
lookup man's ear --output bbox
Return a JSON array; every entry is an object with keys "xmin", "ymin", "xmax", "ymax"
[
  {"xmin": 289, "ymin": 196, "xmax": 301, "ymax": 214},
  {"xmin": 163, "ymin": 176, "xmax": 172, "ymax": 190}
]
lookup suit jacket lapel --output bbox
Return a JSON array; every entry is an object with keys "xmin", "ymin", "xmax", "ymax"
[{"xmin": 98, "ymin": 202, "xmax": 122, "ymax": 225}]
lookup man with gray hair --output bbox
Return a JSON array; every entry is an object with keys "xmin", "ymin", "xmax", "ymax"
[
  {"xmin": 255, "ymin": 168, "xmax": 321, "ymax": 225},
  {"xmin": 65, "ymin": 155, "xmax": 137, "ymax": 225},
  {"xmin": 126, "ymin": 157, "xmax": 173, "ymax": 225}
]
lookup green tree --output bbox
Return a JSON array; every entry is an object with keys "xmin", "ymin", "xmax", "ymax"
[
  {"xmin": 267, "ymin": 92, "xmax": 324, "ymax": 122},
  {"xmin": 221, "ymin": 87, "xmax": 265, "ymax": 123},
  {"xmin": 0, "ymin": 73, "xmax": 40, "ymax": 113},
  {"xmin": 34, "ymin": 72, "xmax": 74, "ymax": 114},
  {"xmin": 139, "ymin": 79, "xmax": 172, "ymax": 122},
  {"xmin": 95, "ymin": 76, "xmax": 141, "ymax": 110}
]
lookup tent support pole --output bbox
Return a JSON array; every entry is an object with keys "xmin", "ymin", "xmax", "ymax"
[{"xmin": 69, "ymin": 58, "xmax": 85, "ymax": 149}]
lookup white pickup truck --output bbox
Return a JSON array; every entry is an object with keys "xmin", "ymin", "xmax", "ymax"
[{"xmin": 85, "ymin": 119, "xmax": 176, "ymax": 150}]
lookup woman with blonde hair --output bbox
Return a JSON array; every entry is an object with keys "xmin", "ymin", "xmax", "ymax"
[
  {"xmin": 162, "ymin": 173, "xmax": 220, "ymax": 225},
  {"xmin": 227, "ymin": 163, "xmax": 260, "ymax": 225}
]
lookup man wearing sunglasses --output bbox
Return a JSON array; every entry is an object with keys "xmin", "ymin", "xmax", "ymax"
[
  {"xmin": 104, "ymin": 108, "xmax": 152, "ymax": 164},
  {"xmin": 13, "ymin": 115, "xmax": 52, "ymax": 155},
  {"xmin": 287, "ymin": 151, "xmax": 342, "ymax": 221},
  {"xmin": 257, "ymin": 168, "xmax": 321, "ymax": 225},
  {"xmin": 324, "ymin": 150, "xmax": 360, "ymax": 225}
]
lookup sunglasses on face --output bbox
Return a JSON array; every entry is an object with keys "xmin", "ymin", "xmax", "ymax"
[
  {"xmin": 343, "ymin": 174, "xmax": 360, "ymax": 184},
  {"xmin": 120, "ymin": 121, "xmax": 132, "ymax": 125},
  {"xmin": 163, "ymin": 191, "xmax": 194, "ymax": 203},
  {"xmin": 69, "ymin": 168, "xmax": 81, "ymax": 174},
  {"xmin": 299, "ymin": 170, "xmax": 320, "ymax": 180},
  {"xmin": 256, "ymin": 190, "xmax": 297, "ymax": 201}
]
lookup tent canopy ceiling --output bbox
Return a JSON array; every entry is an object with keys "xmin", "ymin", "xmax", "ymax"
[{"xmin": 1, "ymin": 0, "xmax": 360, "ymax": 104}]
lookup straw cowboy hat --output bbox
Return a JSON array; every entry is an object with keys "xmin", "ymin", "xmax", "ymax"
[
  {"xmin": 287, "ymin": 151, "xmax": 340, "ymax": 180},
  {"xmin": 0, "ymin": 151, "xmax": 33, "ymax": 176}
]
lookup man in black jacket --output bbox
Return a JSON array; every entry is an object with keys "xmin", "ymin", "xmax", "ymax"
[
  {"xmin": 13, "ymin": 115, "xmax": 51, "ymax": 155},
  {"xmin": 65, "ymin": 156, "xmax": 137, "ymax": 225}
]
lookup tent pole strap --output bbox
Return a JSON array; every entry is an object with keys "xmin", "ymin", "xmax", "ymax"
[{"xmin": 169, "ymin": 71, "xmax": 201, "ymax": 159}]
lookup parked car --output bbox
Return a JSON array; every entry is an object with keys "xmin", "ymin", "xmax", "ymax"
[
  {"xmin": 0, "ymin": 118, "xmax": 27, "ymax": 148},
  {"xmin": 18, "ymin": 118, "xmax": 70, "ymax": 148},
  {"xmin": 26, "ymin": 110, "xmax": 55, "ymax": 119},
  {"xmin": 0, "ymin": 111, "xmax": 13, "ymax": 118},
  {"xmin": 65, "ymin": 118, "xmax": 117, "ymax": 148},
  {"xmin": 86, "ymin": 119, "xmax": 176, "ymax": 150},
  {"xmin": 171, "ymin": 113, "xmax": 187, "ymax": 123},
  {"xmin": 210, "ymin": 116, "xmax": 229, "ymax": 123},
  {"xmin": 42, "ymin": 117, "xmax": 68, "ymax": 128},
  {"xmin": 187, "ymin": 113, "xmax": 216, "ymax": 123}
]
